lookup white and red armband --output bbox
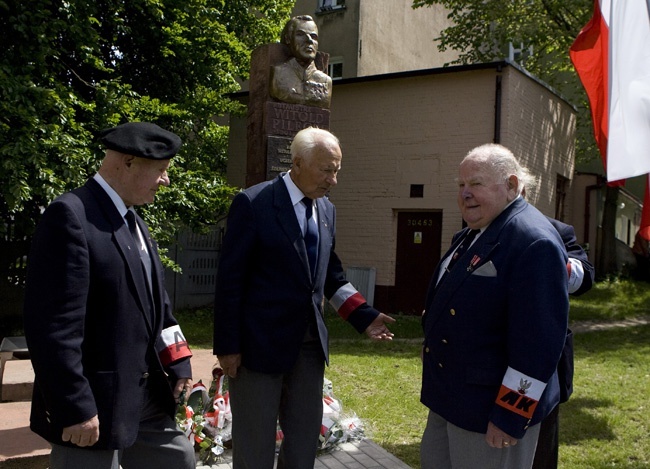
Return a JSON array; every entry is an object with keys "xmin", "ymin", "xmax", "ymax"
[
  {"xmin": 157, "ymin": 325, "xmax": 192, "ymax": 367},
  {"xmin": 567, "ymin": 258, "xmax": 585, "ymax": 294},
  {"xmin": 328, "ymin": 282, "xmax": 366, "ymax": 320},
  {"xmin": 495, "ymin": 367, "xmax": 546, "ymax": 419}
]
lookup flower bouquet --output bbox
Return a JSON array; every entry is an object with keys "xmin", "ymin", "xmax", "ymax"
[
  {"xmin": 176, "ymin": 364, "xmax": 232, "ymax": 465},
  {"xmin": 318, "ymin": 377, "xmax": 365, "ymax": 453},
  {"xmin": 176, "ymin": 363, "xmax": 365, "ymax": 464}
]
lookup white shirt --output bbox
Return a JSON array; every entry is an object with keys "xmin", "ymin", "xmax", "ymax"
[
  {"xmin": 436, "ymin": 196, "xmax": 520, "ymax": 284},
  {"xmin": 93, "ymin": 173, "xmax": 148, "ymax": 253},
  {"xmin": 283, "ymin": 172, "xmax": 318, "ymax": 236},
  {"xmin": 437, "ymin": 228, "xmax": 483, "ymax": 284}
]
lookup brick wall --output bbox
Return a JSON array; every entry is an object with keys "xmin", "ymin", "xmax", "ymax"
[
  {"xmin": 326, "ymin": 69, "xmax": 497, "ymax": 285},
  {"xmin": 499, "ymin": 69, "xmax": 576, "ymax": 215}
]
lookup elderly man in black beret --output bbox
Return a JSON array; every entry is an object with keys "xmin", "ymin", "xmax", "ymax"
[{"xmin": 24, "ymin": 122, "xmax": 196, "ymax": 469}]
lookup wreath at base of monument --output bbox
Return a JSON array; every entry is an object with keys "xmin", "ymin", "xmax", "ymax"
[{"xmin": 175, "ymin": 362, "xmax": 365, "ymax": 465}]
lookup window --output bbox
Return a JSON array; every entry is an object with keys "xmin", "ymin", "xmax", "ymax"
[
  {"xmin": 410, "ymin": 185, "xmax": 424, "ymax": 198},
  {"xmin": 328, "ymin": 58, "xmax": 343, "ymax": 80},
  {"xmin": 318, "ymin": 0, "xmax": 345, "ymax": 12}
]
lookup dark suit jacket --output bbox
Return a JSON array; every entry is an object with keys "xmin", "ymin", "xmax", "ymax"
[
  {"xmin": 24, "ymin": 178, "xmax": 192, "ymax": 449},
  {"xmin": 549, "ymin": 218, "xmax": 594, "ymax": 297},
  {"xmin": 213, "ymin": 174, "xmax": 377, "ymax": 373},
  {"xmin": 421, "ymin": 198, "xmax": 569, "ymax": 439},
  {"xmin": 549, "ymin": 218, "xmax": 595, "ymax": 402}
]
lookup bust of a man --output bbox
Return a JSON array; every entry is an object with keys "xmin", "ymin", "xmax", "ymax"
[{"xmin": 270, "ymin": 15, "xmax": 332, "ymax": 109}]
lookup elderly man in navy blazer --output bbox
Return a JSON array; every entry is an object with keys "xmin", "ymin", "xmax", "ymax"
[
  {"xmin": 214, "ymin": 126, "xmax": 395, "ymax": 469},
  {"xmin": 420, "ymin": 144, "xmax": 570, "ymax": 469},
  {"xmin": 24, "ymin": 122, "xmax": 195, "ymax": 469},
  {"xmin": 532, "ymin": 218, "xmax": 594, "ymax": 469}
]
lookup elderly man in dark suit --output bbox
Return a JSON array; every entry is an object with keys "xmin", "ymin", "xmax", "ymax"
[
  {"xmin": 24, "ymin": 122, "xmax": 195, "ymax": 469},
  {"xmin": 420, "ymin": 143, "xmax": 570, "ymax": 469},
  {"xmin": 214, "ymin": 126, "xmax": 395, "ymax": 469},
  {"xmin": 532, "ymin": 218, "xmax": 595, "ymax": 469}
]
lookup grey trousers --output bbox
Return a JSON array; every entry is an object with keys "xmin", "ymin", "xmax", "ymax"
[
  {"xmin": 421, "ymin": 410, "xmax": 541, "ymax": 469},
  {"xmin": 229, "ymin": 341, "xmax": 325, "ymax": 469}
]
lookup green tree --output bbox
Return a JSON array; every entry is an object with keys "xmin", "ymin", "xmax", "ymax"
[{"xmin": 0, "ymin": 0, "xmax": 295, "ymax": 317}]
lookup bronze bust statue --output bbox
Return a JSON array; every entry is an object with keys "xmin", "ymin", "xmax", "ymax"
[{"xmin": 270, "ymin": 16, "xmax": 332, "ymax": 109}]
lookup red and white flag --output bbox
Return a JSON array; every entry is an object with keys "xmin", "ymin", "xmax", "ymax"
[
  {"xmin": 608, "ymin": 1, "xmax": 650, "ymax": 181},
  {"xmin": 570, "ymin": 0, "xmax": 650, "ymax": 239}
]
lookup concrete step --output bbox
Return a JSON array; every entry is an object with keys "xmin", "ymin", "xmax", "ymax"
[
  {"xmin": 1, "ymin": 359, "xmax": 34, "ymax": 402},
  {"xmin": 0, "ymin": 400, "xmax": 51, "ymax": 466}
]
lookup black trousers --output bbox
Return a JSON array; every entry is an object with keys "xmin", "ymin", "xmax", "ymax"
[{"xmin": 532, "ymin": 404, "xmax": 560, "ymax": 469}]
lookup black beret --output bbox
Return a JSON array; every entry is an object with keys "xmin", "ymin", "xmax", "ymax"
[{"xmin": 99, "ymin": 122, "xmax": 182, "ymax": 160}]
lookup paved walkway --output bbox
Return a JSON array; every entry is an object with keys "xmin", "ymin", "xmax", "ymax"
[
  {"xmin": 197, "ymin": 439, "xmax": 411, "ymax": 469},
  {"xmin": 570, "ymin": 314, "xmax": 650, "ymax": 333}
]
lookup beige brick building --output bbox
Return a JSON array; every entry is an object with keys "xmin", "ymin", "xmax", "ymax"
[{"xmin": 226, "ymin": 61, "xmax": 577, "ymax": 314}]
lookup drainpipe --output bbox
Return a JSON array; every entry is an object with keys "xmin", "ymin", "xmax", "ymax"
[
  {"xmin": 494, "ymin": 69, "xmax": 502, "ymax": 144},
  {"xmin": 584, "ymin": 179, "xmax": 604, "ymax": 246}
]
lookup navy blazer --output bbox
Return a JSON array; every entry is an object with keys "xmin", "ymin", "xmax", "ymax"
[
  {"xmin": 214, "ymin": 175, "xmax": 377, "ymax": 373},
  {"xmin": 24, "ymin": 178, "xmax": 192, "ymax": 449},
  {"xmin": 421, "ymin": 198, "xmax": 569, "ymax": 439},
  {"xmin": 549, "ymin": 218, "xmax": 594, "ymax": 297},
  {"xmin": 549, "ymin": 218, "xmax": 595, "ymax": 402}
]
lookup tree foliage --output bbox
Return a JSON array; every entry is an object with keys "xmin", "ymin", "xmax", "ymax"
[
  {"xmin": 0, "ymin": 0, "xmax": 294, "ymax": 286},
  {"xmin": 412, "ymin": 0, "xmax": 597, "ymax": 163}
]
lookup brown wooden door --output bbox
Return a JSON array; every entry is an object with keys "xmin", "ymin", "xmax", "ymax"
[{"xmin": 394, "ymin": 211, "xmax": 442, "ymax": 315}]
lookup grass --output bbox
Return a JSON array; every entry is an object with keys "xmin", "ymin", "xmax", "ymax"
[
  {"xmin": 323, "ymin": 340, "xmax": 425, "ymax": 466},
  {"xmin": 177, "ymin": 278, "xmax": 650, "ymax": 468},
  {"xmin": 561, "ymin": 326, "xmax": 650, "ymax": 468},
  {"xmin": 569, "ymin": 277, "xmax": 650, "ymax": 321},
  {"xmin": 323, "ymin": 326, "xmax": 650, "ymax": 468},
  {"xmin": 176, "ymin": 306, "xmax": 214, "ymax": 349}
]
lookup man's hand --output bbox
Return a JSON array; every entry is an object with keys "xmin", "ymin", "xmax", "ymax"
[
  {"xmin": 485, "ymin": 421, "xmax": 518, "ymax": 449},
  {"xmin": 364, "ymin": 313, "xmax": 396, "ymax": 341},
  {"xmin": 173, "ymin": 378, "xmax": 193, "ymax": 404},
  {"xmin": 61, "ymin": 415, "xmax": 100, "ymax": 447},
  {"xmin": 217, "ymin": 353, "xmax": 242, "ymax": 378}
]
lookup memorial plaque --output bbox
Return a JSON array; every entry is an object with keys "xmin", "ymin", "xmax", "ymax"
[
  {"xmin": 266, "ymin": 136, "xmax": 293, "ymax": 180},
  {"xmin": 265, "ymin": 102, "xmax": 330, "ymax": 137}
]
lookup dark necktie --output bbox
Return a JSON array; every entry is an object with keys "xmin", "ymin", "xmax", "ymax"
[
  {"xmin": 446, "ymin": 229, "xmax": 480, "ymax": 273},
  {"xmin": 302, "ymin": 197, "xmax": 319, "ymax": 278},
  {"xmin": 125, "ymin": 210, "xmax": 153, "ymax": 287}
]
